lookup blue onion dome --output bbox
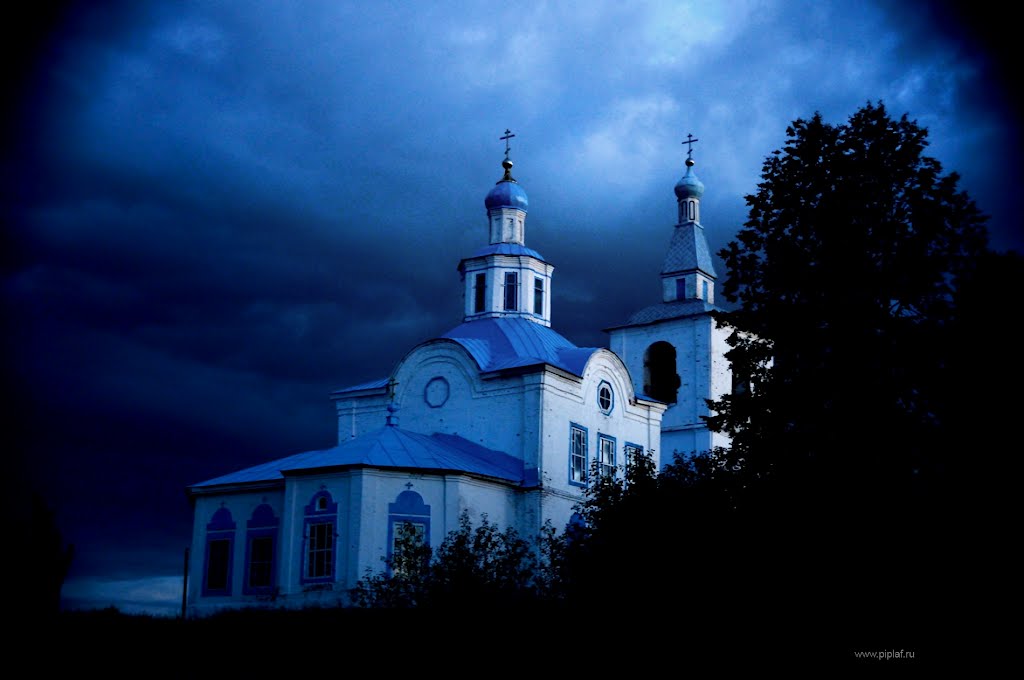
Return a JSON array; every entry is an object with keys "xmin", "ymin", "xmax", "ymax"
[
  {"xmin": 485, "ymin": 158, "xmax": 529, "ymax": 211},
  {"xmin": 674, "ymin": 157, "xmax": 705, "ymax": 200}
]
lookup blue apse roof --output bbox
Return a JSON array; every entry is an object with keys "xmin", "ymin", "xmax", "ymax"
[
  {"xmin": 442, "ymin": 317, "xmax": 599, "ymax": 376},
  {"xmin": 467, "ymin": 243, "xmax": 544, "ymax": 259},
  {"xmin": 190, "ymin": 427, "xmax": 525, "ymax": 489}
]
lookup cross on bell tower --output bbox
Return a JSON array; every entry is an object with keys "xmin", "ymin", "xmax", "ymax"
[{"xmin": 682, "ymin": 133, "xmax": 699, "ymax": 161}]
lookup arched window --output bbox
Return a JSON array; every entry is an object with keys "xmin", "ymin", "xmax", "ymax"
[
  {"xmin": 386, "ymin": 489, "xmax": 431, "ymax": 575},
  {"xmin": 244, "ymin": 504, "xmax": 278, "ymax": 595},
  {"xmin": 202, "ymin": 507, "xmax": 235, "ymax": 597},
  {"xmin": 302, "ymin": 490, "xmax": 338, "ymax": 584},
  {"xmin": 644, "ymin": 341, "xmax": 680, "ymax": 404}
]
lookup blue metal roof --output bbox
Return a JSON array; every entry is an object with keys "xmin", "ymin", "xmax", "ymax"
[
  {"xmin": 331, "ymin": 376, "xmax": 389, "ymax": 396},
  {"xmin": 190, "ymin": 427, "xmax": 525, "ymax": 489},
  {"xmin": 467, "ymin": 243, "xmax": 545, "ymax": 260},
  {"xmin": 485, "ymin": 179, "xmax": 528, "ymax": 211},
  {"xmin": 442, "ymin": 317, "xmax": 599, "ymax": 376}
]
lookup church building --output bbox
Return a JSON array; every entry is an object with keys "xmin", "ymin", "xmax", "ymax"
[{"xmin": 185, "ymin": 134, "xmax": 730, "ymax": 615}]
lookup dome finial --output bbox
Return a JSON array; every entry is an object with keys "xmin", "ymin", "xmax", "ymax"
[
  {"xmin": 499, "ymin": 128, "xmax": 516, "ymax": 182},
  {"xmin": 675, "ymin": 132, "xmax": 705, "ymax": 202},
  {"xmin": 484, "ymin": 130, "xmax": 528, "ymax": 210}
]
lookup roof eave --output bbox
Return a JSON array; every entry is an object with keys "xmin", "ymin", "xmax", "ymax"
[
  {"xmin": 187, "ymin": 479, "xmax": 285, "ymax": 497},
  {"xmin": 281, "ymin": 461, "xmax": 525, "ymax": 487}
]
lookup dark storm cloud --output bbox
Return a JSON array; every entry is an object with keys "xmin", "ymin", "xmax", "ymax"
[{"xmin": 2, "ymin": 0, "xmax": 1018, "ymax": 613}]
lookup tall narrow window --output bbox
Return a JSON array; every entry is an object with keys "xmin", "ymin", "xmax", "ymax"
[
  {"xmin": 702, "ymin": 280, "xmax": 709, "ymax": 301},
  {"xmin": 533, "ymin": 276, "xmax": 544, "ymax": 315},
  {"xmin": 248, "ymin": 537, "xmax": 273, "ymax": 587},
  {"xmin": 676, "ymin": 278, "xmax": 686, "ymax": 300},
  {"xmin": 474, "ymin": 273, "xmax": 486, "ymax": 313},
  {"xmin": 307, "ymin": 522, "xmax": 333, "ymax": 579},
  {"xmin": 598, "ymin": 434, "xmax": 616, "ymax": 478},
  {"xmin": 302, "ymin": 490, "xmax": 338, "ymax": 584},
  {"xmin": 202, "ymin": 507, "xmax": 235, "ymax": 597},
  {"xmin": 244, "ymin": 504, "xmax": 278, "ymax": 595},
  {"xmin": 569, "ymin": 423, "xmax": 588, "ymax": 486},
  {"xmin": 504, "ymin": 272, "xmax": 518, "ymax": 311},
  {"xmin": 387, "ymin": 490, "xmax": 431, "ymax": 576},
  {"xmin": 206, "ymin": 539, "xmax": 231, "ymax": 591}
]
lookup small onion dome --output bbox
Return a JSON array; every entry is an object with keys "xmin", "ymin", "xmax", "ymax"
[
  {"xmin": 674, "ymin": 157, "xmax": 705, "ymax": 200},
  {"xmin": 485, "ymin": 159, "xmax": 529, "ymax": 211}
]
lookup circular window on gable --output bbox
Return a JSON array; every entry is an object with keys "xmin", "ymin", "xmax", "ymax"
[
  {"xmin": 424, "ymin": 376, "xmax": 450, "ymax": 408},
  {"xmin": 598, "ymin": 381, "xmax": 614, "ymax": 414}
]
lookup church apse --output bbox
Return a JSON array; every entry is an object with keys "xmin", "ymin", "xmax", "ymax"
[{"xmin": 643, "ymin": 341, "xmax": 680, "ymax": 404}]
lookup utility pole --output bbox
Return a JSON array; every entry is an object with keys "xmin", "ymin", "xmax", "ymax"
[{"xmin": 180, "ymin": 546, "xmax": 189, "ymax": 619}]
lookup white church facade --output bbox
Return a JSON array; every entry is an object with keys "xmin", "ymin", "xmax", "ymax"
[{"xmin": 185, "ymin": 135, "xmax": 731, "ymax": 615}]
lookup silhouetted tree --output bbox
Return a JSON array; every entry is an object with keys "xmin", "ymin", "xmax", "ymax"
[
  {"xmin": 704, "ymin": 101, "xmax": 1006, "ymax": 623},
  {"xmin": 13, "ymin": 491, "xmax": 75, "ymax": 619}
]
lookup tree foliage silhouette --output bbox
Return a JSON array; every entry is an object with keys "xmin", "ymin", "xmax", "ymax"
[
  {"xmin": 708, "ymin": 101, "xmax": 990, "ymax": 509},
  {"xmin": 700, "ymin": 101, "xmax": 1012, "ymax": 627},
  {"xmin": 351, "ymin": 511, "xmax": 564, "ymax": 610}
]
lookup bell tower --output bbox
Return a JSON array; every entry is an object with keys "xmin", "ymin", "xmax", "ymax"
[{"xmin": 606, "ymin": 135, "xmax": 733, "ymax": 462}]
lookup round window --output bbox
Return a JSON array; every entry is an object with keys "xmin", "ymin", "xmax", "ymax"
[
  {"xmin": 598, "ymin": 382, "xmax": 613, "ymax": 413},
  {"xmin": 424, "ymin": 376, "xmax": 450, "ymax": 408}
]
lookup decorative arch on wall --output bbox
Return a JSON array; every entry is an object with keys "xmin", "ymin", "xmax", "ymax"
[
  {"xmin": 644, "ymin": 341, "xmax": 680, "ymax": 404},
  {"xmin": 391, "ymin": 342, "xmax": 485, "ymax": 414},
  {"xmin": 579, "ymin": 349, "xmax": 641, "ymax": 407}
]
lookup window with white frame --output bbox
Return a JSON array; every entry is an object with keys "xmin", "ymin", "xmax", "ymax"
[
  {"xmin": 570, "ymin": 423, "xmax": 587, "ymax": 485},
  {"xmin": 599, "ymin": 434, "xmax": 616, "ymax": 477},
  {"xmin": 533, "ymin": 276, "xmax": 544, "ymax": 315},
  {"xmin": 306, "ymin": 521, "xmax": 334, "ymax": 579}
]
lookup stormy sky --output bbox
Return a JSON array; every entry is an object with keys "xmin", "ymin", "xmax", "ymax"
[{"xmin": 3, "ymin": 1, "xmax": 1018, "ymax": 615}]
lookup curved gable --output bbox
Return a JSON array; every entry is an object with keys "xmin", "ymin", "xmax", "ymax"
[{"xmin": 579, "ymin": 348, "xmax": 648, "ymax": 407}]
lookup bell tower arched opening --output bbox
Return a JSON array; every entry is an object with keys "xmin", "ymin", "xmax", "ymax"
[{"xmin": 644, "ymin": 341, "xmax": 680, "ymax": 404}]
